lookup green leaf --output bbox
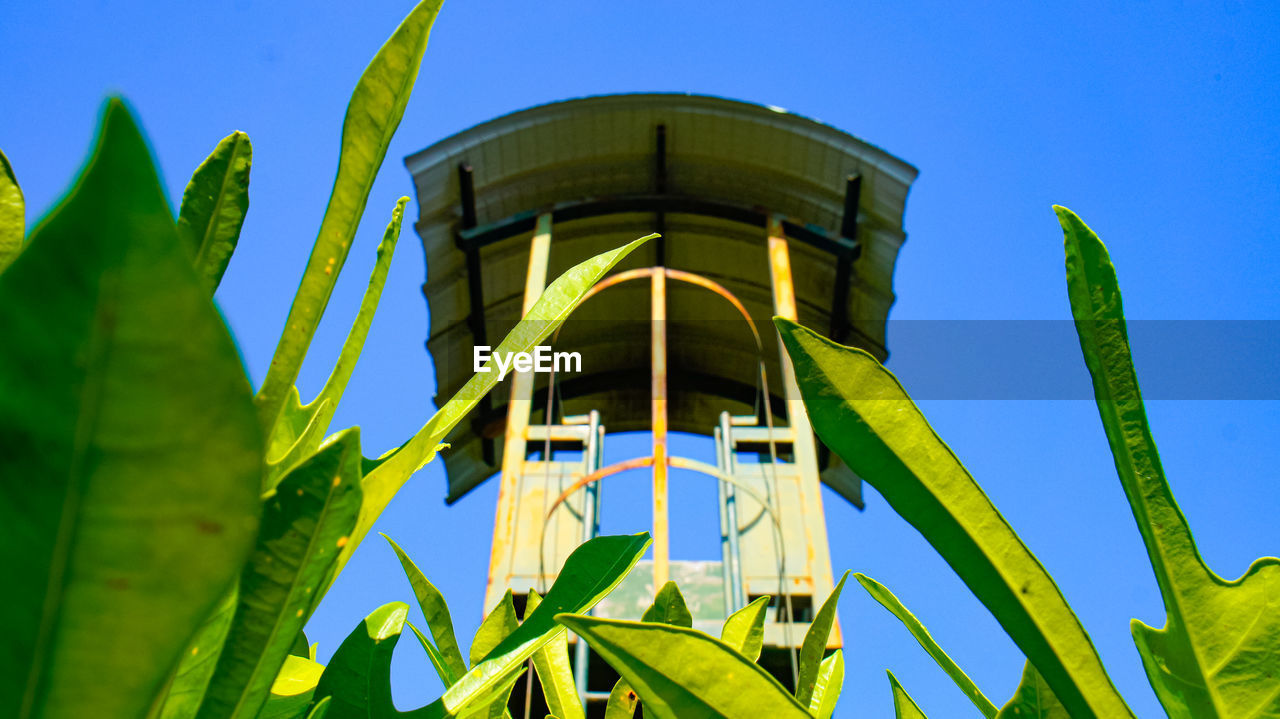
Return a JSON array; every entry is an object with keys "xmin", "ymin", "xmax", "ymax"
[
  {"xmin": 310, "ymin": 696, "xmax": 333, "ymax": 719},
  {"xmin": 795, "ymin": 570, "xmax": 849, "ymax": 705},
  {"xmin": 996, "ymin": 662, "xmax": 1068, "ymax": 719},
  {"xmin": 292, "ymin": 630, "xmax": 313, "ymax": 659},
  {"xmin": 265, "ymin": 198, "xmax": 407, "ymax": 490},
  {"xmin": 0, "ymin": 99, "xmax": 262, "ymax": 719},
  {"xmin": 472, "ymin": 591, "xmax": 520, "ymax": 666},
  {"xmin": 603, "ymin": 680, "xmax": 640, "ymax": 719},
  {"xmin": 307, "ymin": 534, "xmax": 648, "ymax": 719},
  {"xmin": 641, "ymin": 581, "xmax": 693, "ymax": 627},
  {"xmin": 526, "ymin": 591, "xmax": 584, "ymax": 719},
  {"xmin": 264, "ymin": 389, "xmax": 334, "ymax": 492},
  {"xmin": 606, "ymin": 579, "xmax": 697, "ymax": 716},
  {"xmin": 260, "ymin": 655, "xmax": 327, "ymax": 719},
  {"xmin": 255, "ymin": 0, "xmax": 443, "ymax": 432},
  {"xmin": 554, "ymin": 616, "xmax": 811, "ymax": 719},
  {"xmin": 469, "ymin": 592, "xmax": 518, "ymax": 719},
  {"xmin": 807, "ymin": 649, "xmax": 844, "ymax": 719},
  {"xmin": 176, "ymin": 131, "xmax": 251, "ymax": 293},
  {"xmin": 303, "ymin": 198, "xmax": 406, "ymax": 441},
  {"xmin": 719, "ymin": 595, "xmax": 770, "ymax": 663},
  {"xmin": 421, "ymin": 533, "xmax": 650, "ymax": 718},
  {"xmin": 312, "ymin": 603, "xmax": 408, "ymax": 718},
  {"xmin": 197, "ymin": 428, "xmax": 364, "ymax": 719},
  {"xmin": 774, "ymin": 318, "xmax": 1134, "ymax": 719},
  {"xmin": 410, "ymin": 623, "xmax": 460, "ymax": 688},
  {"xmin": 158, "ymin": 586, "xmax": 239, "ymax": 719},
  {"xmin": 386, "ymin": 534, "xmax": 467, "ymax": 682},
  {"xmin": 0, "ymin": 147, "xmax": 23, "ymax": 271},
  {"xmin": 329, "ymin": 233, "xmax": 657, "ymax": 587},
  {"xmin": 856, "ymin": 573, "xmax": 997, "ymax": 717},
  {"xmin": 887, "ymin": 672, "xmax": 928, "ymax": 719},
  {"xmin": 1057, "ymin": 205, "xmax": 1280, "ymax": 718}
]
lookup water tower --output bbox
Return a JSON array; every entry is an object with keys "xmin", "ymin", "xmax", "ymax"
[{"xmin": 406, "ymin": 93, "xmax": 916, "ymax": 714}]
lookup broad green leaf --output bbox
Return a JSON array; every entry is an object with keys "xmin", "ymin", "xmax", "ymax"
[
  {"xmin": 292, "ymin": 630, "xmax": 313, "ymax": 659},
  {"xmin": 266, "ymin": 198, "xmax": 407, "ymax": 489},
  {"xmin": 197, "ymin": 429, "xmax": 364, "ymax": 719},
  {"xmin": 311, "ymin": 697, "xmax": 332, "ymax": 719},
  {"xmin": 996, "ymin": 662, "xmax": 1068, "ymax": 719},
  {"xmin": 719, "ymin": 595, "xmax": 770, "ymax": 662},
  {"xmin": 312, "ymin": 602, "xmax": 408, "ymax": 718},
  {"xmin": 256, "ymin": 0, "xmax": 443, "ymax": 432},
  {"xmin": 386, "ymin": 534, "xmax": 467, "ymax": 682},
  {"xmin": 158, "ymin": 587, "xmax": 239, "ymax": 719},
  {"xmin": 420, "ymin": 533, "xmax": 651, "ymax": 718},
  {"xmin": 469, "ymin": 592, "xmax": 520, "ymax": 718},
  {"xmin": 606, "ymin": 578, "xmax": 697, "ymax": 716},
  {"xmin": 603, "ymin": 680, "xmax": 640, "ymax": 719},
  {"xmin": 410, "ymin": 623, "xmax": 460, "ymax": 688},
  {"xmin": 472, "ymin": 591, "xmax": 519, "ymax": 666},
  {"xmin": 260, "ymin": 655, "xmax": 327, "ymax": 719},
  {"xmin": 0, "ymin": 99, "xmax": 262, "ymax": 719},
  {"xmin": 468, "ymin": 591, "xmax": 517, "ymax": 716},
  {"xmin": 0, "ymin": 147, "xmax": 23, "ymax": 270},
  {"xmin": 856, "ymin": 573, "xmax": 997, "ymax": 717},
  {"xmin": 641, "ymin": 581, "xmax": 693, "ymax": 627},
  {"xmin": 795, "ymin": 570, "xmax": 849, "ymax": 705},
  {"xmin": 1057, "ymin": 205, "xmax": 1280, "ymax": 718},
  {"xmin": 888, "ymin": 672, "xmax": 928, "ymax": 719},
  {"xmin": 177, "ymin": 131, "xmax": 251, "ymax": 293},
  {"xmin": 329, "ymin": 234, "xmax": 657, "ymax": 586},
  {"xmin": 307, "ymin": 534, "xmax": 648, "ymax": 719},
  {"xmin": 774, "ymin": 318, "xmax": 1134, "ymax": 719},
  {"xmin": 555, "ymin": 616, "xmax": 811, "ymax": 719},
  {"xmin": 807, "ymin": 650, "xmax": 844, "ymax": 719},
  {"xmin": 526, "ymin": 591, "xmax": 584, "ymax": 719},
  {"xmin": 457, "ymin": 668, "xmax": 526, "ymax": 719}
]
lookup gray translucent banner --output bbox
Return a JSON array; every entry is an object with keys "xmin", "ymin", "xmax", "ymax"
[{"xmin": 433, "ymin": 319, "xmax": 1280, "ymax": 400}]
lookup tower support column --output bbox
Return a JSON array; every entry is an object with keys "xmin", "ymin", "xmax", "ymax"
[
  {"xmin": 485, "ymin": 212, "xmax": 552, "ymax": 610},
  {"xmin": 651, "ymin": 269, "xmax": 669, "ymax": 591},
  {"xmin": 767, "ymin": 216, "xmax": 841, "ymax": 646}
]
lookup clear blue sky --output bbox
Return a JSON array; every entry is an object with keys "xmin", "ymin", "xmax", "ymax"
[{"xmin": 3, "ymin": 2, "xmax": 1278, "ymax": 717}]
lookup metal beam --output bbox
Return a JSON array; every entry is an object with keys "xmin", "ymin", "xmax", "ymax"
[
  {"xmin": 458, "ymin": 193, "xmax": 857, "ymax": 258},
  {"xmin": 654, "ymin": 124, "xmax": 668, "ymax": 265},
  {"xmin": 455, "ymin": 164, "xmax": 496, "ymax": 464},
  {"xmin": 767, "ymin": 216, "xmax": 841, "ymax": 650},
  {"xmin": 651, "ymin": 269, "xmax": 669, "ymax": 592},
  {"xmin": 486, "ymin": 212, "xmax": 552, "ymax": 612},
  {"xmin": 830, "ymin": 174, "xmax": 861, "ymax": 343}
]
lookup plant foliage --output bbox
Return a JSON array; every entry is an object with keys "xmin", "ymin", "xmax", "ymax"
[
  {"xmin": 1058, "ymin": 206, "xmax": 1280, "ymax": 719},
  {"xmin": 2, "ymin": 0, "xmax": 1275, "ymax": 713},
  {"xmin": 0, "ymin": 2, "xmax": 655, "ymax": 718}
]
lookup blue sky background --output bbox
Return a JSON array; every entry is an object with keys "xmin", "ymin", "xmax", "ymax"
[{"xmin": 3, "ymin": 2, "xmax": 1278, "ymax": 716}]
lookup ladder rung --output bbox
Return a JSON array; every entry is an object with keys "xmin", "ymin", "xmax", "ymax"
[
  {"xmin": 729, "ymin": 426, "xmax": 794, "ymax": 445},
  {"xmin": 582, "ymin": 691, "xmax": 612, "ymax": 702},
  {"xmin": 526, "ymin": 424, "xmax": 591, "ymax": 443},
  {"xmin": 728, "ymin": 414, "xmax": 758, "ymax": 426}
]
